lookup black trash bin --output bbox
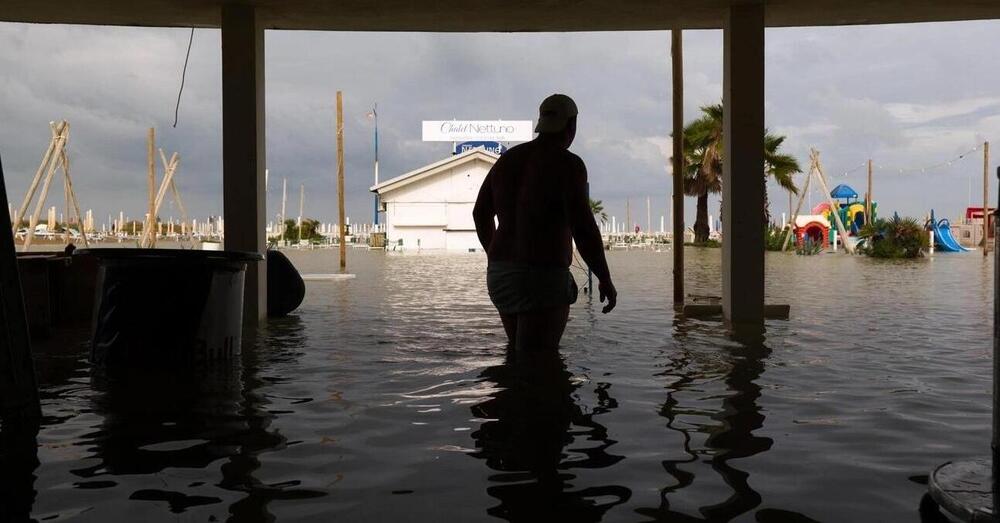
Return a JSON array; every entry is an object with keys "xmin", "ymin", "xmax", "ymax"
[{"xmin": 78, "ymin": 248, "xmax": 263, "ymax": 367}]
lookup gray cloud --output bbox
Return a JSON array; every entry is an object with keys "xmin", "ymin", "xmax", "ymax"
[{"xmin": 1, "ymin": 21, "xmax": 999, "ymax": 233}]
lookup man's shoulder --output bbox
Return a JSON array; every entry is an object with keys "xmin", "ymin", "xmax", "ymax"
[{"xmin": 563, "ymin": 149, "xmax": 585, "ymax": 167}]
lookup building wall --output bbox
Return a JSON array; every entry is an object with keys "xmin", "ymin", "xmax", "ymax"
[{"xmin": 381, "ymin": 158, "xmax": 492, "ymax": 250}]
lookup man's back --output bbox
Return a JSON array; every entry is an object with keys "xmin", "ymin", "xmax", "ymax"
[{"xmin": 477, "ymin": 137, "xmax": 584, "ymax": 268}]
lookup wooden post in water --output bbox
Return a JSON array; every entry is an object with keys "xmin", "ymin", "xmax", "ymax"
[
  {"xmin": 646, "ymin": 196, "xmax": 651, "ymax": 236},
  {"xmin": 626, "ymin": 198, "xmax": 631, "ymax": 235},
  {"xmin": 336, "ymin": 91, "xmax": 346, "ymax": 269},
  {"xmin": 671, "ymin": 27, "xmax": 684, "ymax": 305},
  {"xmin": 787, "ymin": 189, "xmax": 792, "ymax": 226},
  {"xmin": 984, "ymin": 141, "xmax": 990, "ymax": 256},
  {"xmin": 0, "ymin": 154, "xmax": 40, "ymax": 420},
  {"xmin": 280, "ymin": 178, "xmax": 287, "ymax": 245},
  {"xmin": 147, "ymin": 128, "xmax": 156, "ymax": 248},
  {"xmin": 866, "ymin": 159, "xmax": 873, "ymax": 224},
  {"xmin": 298, "ymin": 183, "xmax": 304, "ymax": 244}
]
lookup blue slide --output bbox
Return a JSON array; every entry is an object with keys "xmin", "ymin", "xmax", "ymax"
[{"xmin": 928, "ymin": 210, "xmax": 969, "ymax": 252}]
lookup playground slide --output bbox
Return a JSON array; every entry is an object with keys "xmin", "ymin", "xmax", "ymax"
[{"xmin": 931, "ymin": 219, "xmax": 969, "ymax": 252}]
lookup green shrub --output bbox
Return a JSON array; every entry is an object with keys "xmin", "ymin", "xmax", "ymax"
[
  {"xmin": 795, "ymin": 237, "xmax": 822, "ymax": 255},
  {"xmin": 765, "ymin": 225, "xmax": 790, "ymax": 251},
  {"xmin": 857, "ymin": 215, "xmax": 928, "ymax": 258}
]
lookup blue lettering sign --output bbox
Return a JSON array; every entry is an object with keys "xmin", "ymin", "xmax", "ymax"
[{"xmin": 453, "ymin": 141, "xmax": 508, "ymax": 155}]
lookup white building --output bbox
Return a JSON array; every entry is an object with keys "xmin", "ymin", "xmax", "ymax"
[{"xmin": 371, "ymin": 148, "xmax": 498, "ymax": 251}]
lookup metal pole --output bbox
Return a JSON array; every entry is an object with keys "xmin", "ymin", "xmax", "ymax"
[
  {"xmin": 373, "ymin": 103, "xmax": 380, "ymax": 226},
  {"xmin": 671, "ymin": 27, "xmax": 685, "ymax": 305}
]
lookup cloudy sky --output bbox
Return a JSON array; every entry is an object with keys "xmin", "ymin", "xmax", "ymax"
[{"xmin": 1, "ymin": 21, "xmax": 999, "ymax": 230}]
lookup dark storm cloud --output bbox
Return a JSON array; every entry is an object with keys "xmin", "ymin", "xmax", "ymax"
[{"xmin": 1, "ymin": 21, "xmax": 999, "ymax": 231}]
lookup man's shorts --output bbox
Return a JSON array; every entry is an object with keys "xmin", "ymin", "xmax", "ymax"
[{"xmin": 486, "ymin": 261, "xmax": 578, "ymax": 315}]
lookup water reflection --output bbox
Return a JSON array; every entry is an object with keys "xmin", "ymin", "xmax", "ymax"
[
  {"xmin": 470, "ymin": 348, "xmax": 631, "ymax": 522},
  {"xmin": 68, "ymin": 316, "xmax": 323, "ymax": 521},
  {"xmin": 638, "ymin": 318, "xmax": 786, "ymax": 522}
]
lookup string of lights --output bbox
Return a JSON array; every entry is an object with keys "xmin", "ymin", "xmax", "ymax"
[
  {"xmin": 824, "ymin": 143, "xmax": 985, "ymax": 180},
  {"xmin": 875, "ymin": 144, "xmax": 981, "ymax": 175}
]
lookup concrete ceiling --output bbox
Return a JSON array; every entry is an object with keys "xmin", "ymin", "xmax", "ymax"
[{"xmin": 3, "ymin": 0, "xmax": 1000, "ymax": 31}]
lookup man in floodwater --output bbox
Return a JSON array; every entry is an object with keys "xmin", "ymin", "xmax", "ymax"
[{"xmin": 473, "ymin": 94, "xmax": 617, "ymax": 351}]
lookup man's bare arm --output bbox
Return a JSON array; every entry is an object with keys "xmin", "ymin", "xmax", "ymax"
[
  {"xmin": 473, "ymin": 172, "xmax": 495, "ymax": 251},
  {"xmin": 569, "ymin": 161, "xmax": 611, "ymax": 285}
]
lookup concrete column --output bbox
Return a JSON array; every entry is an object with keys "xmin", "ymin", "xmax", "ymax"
[
  {"xmin": 722, "ymin": 3, "xmax": 765, "ymax": 331},
  {"xmin": 671, "ymin": 28, "xmax": 685, "ymax": 306},
  {"xmin": 222, "ymin": 5, "xmax": 266, "ymax": 323}
]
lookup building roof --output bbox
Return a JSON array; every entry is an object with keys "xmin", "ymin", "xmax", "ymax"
[
  {"xmin": 370, "ymin": 148, "xmax": 498, "ymax": 195},
  {"xmin": 4, "ymin": 1, "xmax": 1000, "ymax": 31}
]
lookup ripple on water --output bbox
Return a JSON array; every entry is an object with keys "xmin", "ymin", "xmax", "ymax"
[{"xmin": 13, "ymin": 248, "xmax": 993, "ymax": 522}]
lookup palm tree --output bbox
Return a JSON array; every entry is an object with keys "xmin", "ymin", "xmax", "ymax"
[
  {"xmin": 590, "ymin": 198, "xmax": 608, "ymax": 224},
  {"xmin": 678, "ymin": 103, "xmax": 801, "ymax": 242}
]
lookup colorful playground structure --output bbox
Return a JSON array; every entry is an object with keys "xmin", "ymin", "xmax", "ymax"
[{"xmin": 792, "ymin": 184, "xmax": 876, "ymax": 249}]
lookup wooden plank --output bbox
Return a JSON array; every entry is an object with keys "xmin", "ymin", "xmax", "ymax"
[{"xmin": 0, "ymin": 154, "xmax": 40, "ymax": 419}]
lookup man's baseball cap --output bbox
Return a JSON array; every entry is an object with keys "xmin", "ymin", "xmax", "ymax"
[{"xmin": 534, "ymin": 94, "xmax": 578, "ymax": 133}]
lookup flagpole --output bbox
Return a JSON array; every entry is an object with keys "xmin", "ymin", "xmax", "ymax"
[{"xmin": 372, "ymin": 103, "xmax": 380, "ymax": 227}]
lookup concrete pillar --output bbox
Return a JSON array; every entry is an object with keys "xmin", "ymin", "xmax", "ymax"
[
  {"xmin": 222, "ymin": 5, "xmax": 266, "ymax": 323},
  {"xmin": 722, "ymin": 3, "xmax": 765, "ymax": 331}
]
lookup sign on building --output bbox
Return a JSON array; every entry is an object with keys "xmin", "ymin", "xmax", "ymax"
[
  {"xmin": 453, "ymin": 141, "xmax": 507, "ymax": 155},
  {"xmin": 422, "ymin": 120, "xmax": 533, "ymax": 142}
]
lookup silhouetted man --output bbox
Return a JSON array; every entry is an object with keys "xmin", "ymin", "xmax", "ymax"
[{"xmin": 473, "ymin": 94, "xmax": 617, "ymax": 351}]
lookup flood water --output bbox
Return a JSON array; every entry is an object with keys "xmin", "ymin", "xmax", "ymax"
[{"xmin": 7, "ymin": 247, "xmax": 994, "ymax": 521}]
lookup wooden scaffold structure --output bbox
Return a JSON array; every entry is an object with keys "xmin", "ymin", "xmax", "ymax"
[
  {"xmin": 11, "ymin": 120, "xmax": 89, "ymax": 251},
  {"xmin": 781, "ymin": 148, "xmax": 855, "ymax": 254},
  {"xmin": 139, "ymin": 146, "xmax": 187, "ymax": 248}
]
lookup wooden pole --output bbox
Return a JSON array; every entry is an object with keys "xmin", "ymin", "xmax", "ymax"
[
  {"xmin": 781, "ymin": 164, "xmax": 812, "ymax": 251},
  {"xmin": 646, "ymin": 195, "xmax": 651, "ymax": 235},
  {"xmin": 985, "ymin": 141, "xmax": 990, "ymax": 255},
  {"xmin": 280, "ymin": 178, "xmax": 287, "ymax": 244},
  {"xmin": 626, "ymin": 198, "xmax": 631, "ymax": 234},
  {"xmin": 140, "ymin": 152, "xmax": 180, "ymax": 246},
  {"xmin": 866, "ymin": 158, "xmax": 873, "ymax": 224},
  {"xmin": 337, "ymin": 91, "xmax": 347, "ymax": 269},
  {"xmin": 298, "ymin": 183, "xmax": 304, "ymax": 244},
  {"xmin": 63, "ymin": 165, "xmax": 70, "ymax": 244},
  {"xmin": 22, "ymin": 134, "xmax": 67, "ymax": 251},
  {"xmin": 812, "ymin": 149, "xmax": 855, "ymax": 254},
  {"xmin": 13, "ymin": 121, "xmax": 65, "ymax": 236},
  {"xmin": 671, "ymin": 27, "xmax": 684, "ymax": 305},
  {"xmin": 788, "ymin": 189, "xmax": 792, "ymax": 226},
  {"xmin": 60, "ymin": 148, "xmax": 89, "ymax": 248},
  {"xmin": 0, "ymin": 154, "xmax": 40, "ymax": 420},
  {"xmin": 147, "ymin": 128, "xmax": 156, "ymax": 248}
]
